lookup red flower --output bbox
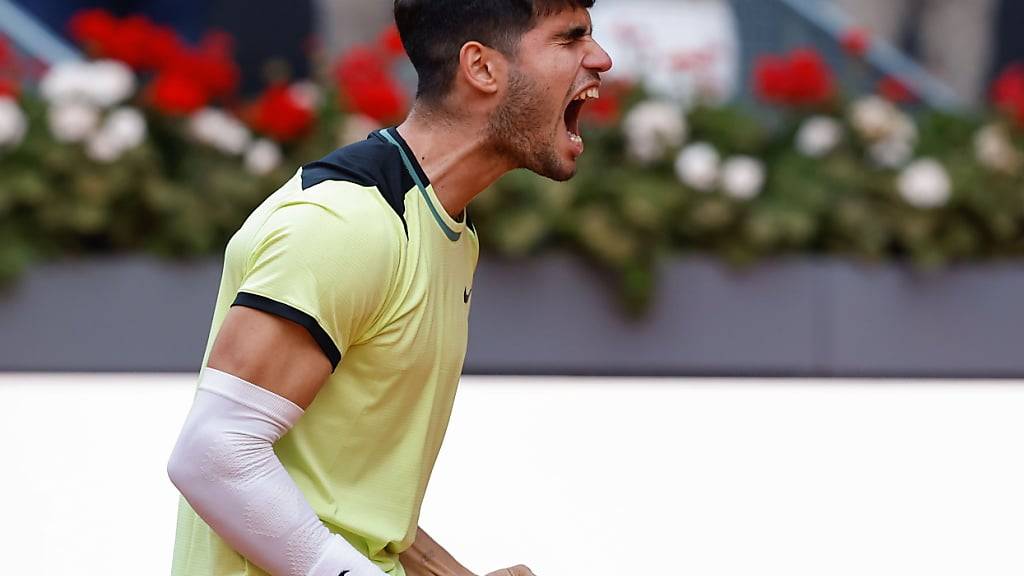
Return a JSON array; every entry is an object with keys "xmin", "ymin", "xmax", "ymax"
[
  {"xmin": 580, "ymin": 80, "xmax": 630, "ymax": 126},
  {"xmin": 754, "ymin": 55, "xmax": 787, "ymax": 102},
  {"xmin": 334, "ymin": 46, "xmax": 407, "ymax": 122},
  {"xmin": 147, "ymin": 71, "xmax": 209, "ymax": 115},
  {"xmin": 580, "ymin": 93, "xmax": 620, "ymax": 126},
  {"xmin": 345, "ymin": 80, "xmax": 406, "ymax": 123},
  {"xmin": 787, "ymin": 50, "xmax": 834, "ymax": 104},
  {"xmin": 69, "ymin": 10, "xmax": 188, "ymax": 72},
  {"xmin": 187, "ymin": 48, "xmax": 240, "ymax": 99},
  {"xmin": 0, "ymin": 77, "xmax": 18, "ymax": 98},
  {"xmin": 158, "ymin": 32, "xmax": 239, "ymax": 100},
  {"xmin": 67, "ymin": 8, "xmax": 239, "ymax": 100},
  {"xmin": 841, "ymin": 28, "xmax": 871, "ymax": 58},
  {"xmin": 68, "ymin": 8, "xmax": 118, "ymax": 54},
  {"xmin": 250, "ymin": 83, "xmax": 315, "ymax": 142},
  {"xmin": 378, "ymin": 25, "xmax": 405, "ymax": 60},
  {"xmin": 754, "ymin": 49, "xmax": 834, "ymax": 107},
  {"xmin": 878, "ymin": 76, "xmax": 915, "ymax": 103},
  {"xmin": 335, "ymin": 46, "xmax": 390, "ymax": 86},
  {"xmin": 992, "ymin": 64, "xmax": 1024, "ymax": 128},
  {"xmin": 145, "ymin": 27, "xmax": 186, "ymax": 71},
  {"xmin": 104, "ymin": 15, "xmax": 161, "ymax": 69}
]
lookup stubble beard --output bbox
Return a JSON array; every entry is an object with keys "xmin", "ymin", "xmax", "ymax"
[{"xmin": 485, "ymin": 69, "xmax": 575, "ymax": 182}]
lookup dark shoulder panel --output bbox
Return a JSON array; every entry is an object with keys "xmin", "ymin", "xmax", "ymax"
[{"xmin": 300, "ymin": 132, "xmax": 415, "ymax": 234}]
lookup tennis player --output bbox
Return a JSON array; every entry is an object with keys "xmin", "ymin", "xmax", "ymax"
[{"xmin": 167, "ymin": 1, "xmax": 612, "ymax": 575}]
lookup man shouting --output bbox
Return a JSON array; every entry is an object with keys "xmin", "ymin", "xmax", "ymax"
[{"xmin": 168, "ymin": 1, "xmax": 612, "ymax": 575}]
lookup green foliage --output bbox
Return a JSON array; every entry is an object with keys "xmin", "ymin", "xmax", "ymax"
[
  {"xmin": 473, "ymin": 95, "xmax": 1024, "ymax": 311},
  {"xmin": 3, "ymin": 86, "xmax": 1024, "ymax": 314}
]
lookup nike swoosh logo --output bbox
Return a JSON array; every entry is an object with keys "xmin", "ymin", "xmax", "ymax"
[
  {"xmin": 339, "ymin": 571, "xmax": 350, "ymax": 576},
  {"xmin": 464, "ymin": 287, "xmax": 472, "ymax": 303}
]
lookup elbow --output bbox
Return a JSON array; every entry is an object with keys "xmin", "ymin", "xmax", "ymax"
[
  {"xmin": 166, "ymin": 443, "xmax": 189, "ymax": 493},
  {"xmin": 167, "ymin": 434, "xmax": 204, "ymax": 497}
]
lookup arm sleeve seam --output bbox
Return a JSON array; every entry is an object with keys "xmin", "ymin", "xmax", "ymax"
[{"xmin": 232, "ymin": 291, "xmax": 343, "ymax": 370}]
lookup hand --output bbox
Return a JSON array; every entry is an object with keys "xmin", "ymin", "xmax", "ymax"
[{"xmin": 485, "ymin": 566, "xmax": 536, "ymax": 576}]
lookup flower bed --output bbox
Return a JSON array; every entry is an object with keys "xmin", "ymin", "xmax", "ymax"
[{"xmin": 1, "ymin": 14, "xmax": 1023, "ymax": 313}]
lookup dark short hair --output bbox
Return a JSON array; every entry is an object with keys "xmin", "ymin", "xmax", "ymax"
[{"xmin": 394, "ymin": 0, "xmax": 596, "ymax": 104}]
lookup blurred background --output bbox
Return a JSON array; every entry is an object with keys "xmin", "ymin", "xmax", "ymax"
[{"xmin": 2, "ymin": 1, "xmax": 1024, "ymax": 575}]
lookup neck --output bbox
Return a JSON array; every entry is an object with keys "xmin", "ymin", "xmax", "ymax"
[{"xmin": 396, "ymin": 105, "xmax": 514, "ymax": 218}]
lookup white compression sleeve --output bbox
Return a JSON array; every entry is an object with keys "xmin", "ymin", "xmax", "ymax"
[{"xmin": 167, "ymin": 368, "xmax": 385, "ymax": 576}]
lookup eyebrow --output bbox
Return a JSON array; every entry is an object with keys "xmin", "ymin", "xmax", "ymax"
[{"xmin": 554, "ymin": 24, "xmax": 591, "ymax": 42}]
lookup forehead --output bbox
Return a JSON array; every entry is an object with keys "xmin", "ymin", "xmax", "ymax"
[{"xmin": 526, "ymin": 6, "xmax": 593, "ymax": 39}]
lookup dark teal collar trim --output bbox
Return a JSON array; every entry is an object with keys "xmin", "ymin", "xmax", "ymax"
[
  {"xmin": 379, "ymin": 127, "xmax": 430, "ymax": 188},
  {"xmin": 379, "ymin": 128, "xmax": 461, "ymax": 242}
]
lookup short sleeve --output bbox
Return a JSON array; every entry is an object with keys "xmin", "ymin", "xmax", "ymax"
[{"xmin": 233, "ymin": 199, "xmax": 398, "ymax": 370}]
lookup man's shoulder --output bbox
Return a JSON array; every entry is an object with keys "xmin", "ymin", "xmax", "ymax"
[{"xmin": 299, "ymin": 132, "xmax": 414, "ymax": 232}]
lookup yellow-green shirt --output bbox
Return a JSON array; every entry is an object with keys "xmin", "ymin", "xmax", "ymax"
[{"xmin": 172, "ymin": 128, "xmax": 479, "ymax": 576}]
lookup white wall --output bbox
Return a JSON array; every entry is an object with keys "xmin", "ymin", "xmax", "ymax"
[{"xmin": 3, "ymin": 375, "xmax": 1023, "ymax": 575}]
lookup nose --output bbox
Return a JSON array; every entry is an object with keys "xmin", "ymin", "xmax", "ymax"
[{"xmin": 585, "ymin": 38, "xmax": 613, "ymax": 74}]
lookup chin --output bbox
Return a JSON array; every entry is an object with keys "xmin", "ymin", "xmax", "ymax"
[
  {"xmin": 528, "ymin": 161, "xmax": 576, "ymax": 182},
  {"xmin": 547, "ymin": 166, "xmax": 577, "ymax": 182},
  {"xmin": 523, "ymin": 147, "xmax": 577, "ymax": 182}
]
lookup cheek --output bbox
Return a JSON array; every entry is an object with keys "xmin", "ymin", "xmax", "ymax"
[
  {"xmin": 549, "ymin": 57, "xmax": 579, "ymax": 88},
  {"xmin": 524, "ymin": 52, "xmax": 578, "ymax": 95}
]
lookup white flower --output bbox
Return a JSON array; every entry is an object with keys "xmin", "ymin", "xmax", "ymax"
[
  {"xmin": 87, "ymin": 60, "xmax": 137, "ymax": 107},
  {"xmin": 869, "ymin": 137, "xmax": 915, "ymax": 169},
  {"xmin": 288, "ymin": 80, "xmax": 322, "ymax": 111},
  {"xmin": 974, "ymin": 124, "xmax": 1022, "ymax": 175},
  {"xmin": 890, "ymin": 113, "xmax": 917, "ymax": 143},
  {"xmin": 850, "ymin": 97, "xmax": 917, "ymax": 168},
  {"xmin": 338, "ymin": 114, "xmax": 380, "ymax": 147},
  {"xmin": 720, "ymin": 156, "xmax": 766, "ymax": 200},
  {"xmin": 623, "ymin": 100, "xmax": 686, "ymax": 164},
  {"xmin": 103, "ymin": 107, "xmax": 147, "ymax": 149},
  {"xmin": 897, "ymin": 158, "xmax": 952, "ymax": 209},
  {"xmin": 41, "ymin": 60, "xmax": 135, "ymax": 108},
  {"xmin": 245, "ymin": 139, "xmax": 282, "ymax": 176},
  {"xmin": 850, "ymin": 96, "xmax": 895, "ymax": 141},
  {"xmin": 189, "ymin": 108, "xmax": 252, "ymax": 156},
  {"xmin": 48, "ymin": 101, "xmax": 100, "ymax": 143},
  {"xmin": 85, "ymin": 107, "xmax": 148, "ymax": 162},
  {"xmin": 796, "ymin": 116, "xmax": 843, "ymax": 158},
  {"xmin": 674, "ymin": 142, "xmax": 720, "ymax": 191},
  {"xmin": 850, "ymin": 96, "xmax": 917, "ymax": 147},
  {"xmin": 41, "ymin": 61, "xmax": 91, "ymax": 103},
  {"xmin": 85, "ymin": 130, "xmax": 123, "ymax": 163},
  {"xmin": 0, "ymin": 97, "xmax": 28, "ymax": 149}
]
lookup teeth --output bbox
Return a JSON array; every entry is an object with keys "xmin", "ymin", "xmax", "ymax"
[
  {"xmin": 568, "ymin": 131, "xmax": 583, "ymax": 144},
  {"xmin": 572, "ymin": 87, "xmax": 601, "ymax": 101}
]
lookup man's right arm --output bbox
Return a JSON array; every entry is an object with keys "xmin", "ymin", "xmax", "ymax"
[
  {"xmin": 204, "ymin": 303, "xmax": 332, "ymax": 410},
  {"xmin": 167, "ymin": 306, "xmax": 386, "ymax": 576}
]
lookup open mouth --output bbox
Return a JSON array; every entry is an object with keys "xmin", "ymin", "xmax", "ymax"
[{"xmin": 563, "ymin": 86, "xmax": 600, "ymax": 148}]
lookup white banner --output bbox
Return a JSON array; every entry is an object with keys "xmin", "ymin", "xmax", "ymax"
[{"xmin": 592, "ymin": 0, "xmax": 741, "ymax": 105}]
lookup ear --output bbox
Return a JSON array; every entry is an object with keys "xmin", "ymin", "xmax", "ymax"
[{"xmin": 458, "ymin": 41, "xmax": 504, "ymax": 96}]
